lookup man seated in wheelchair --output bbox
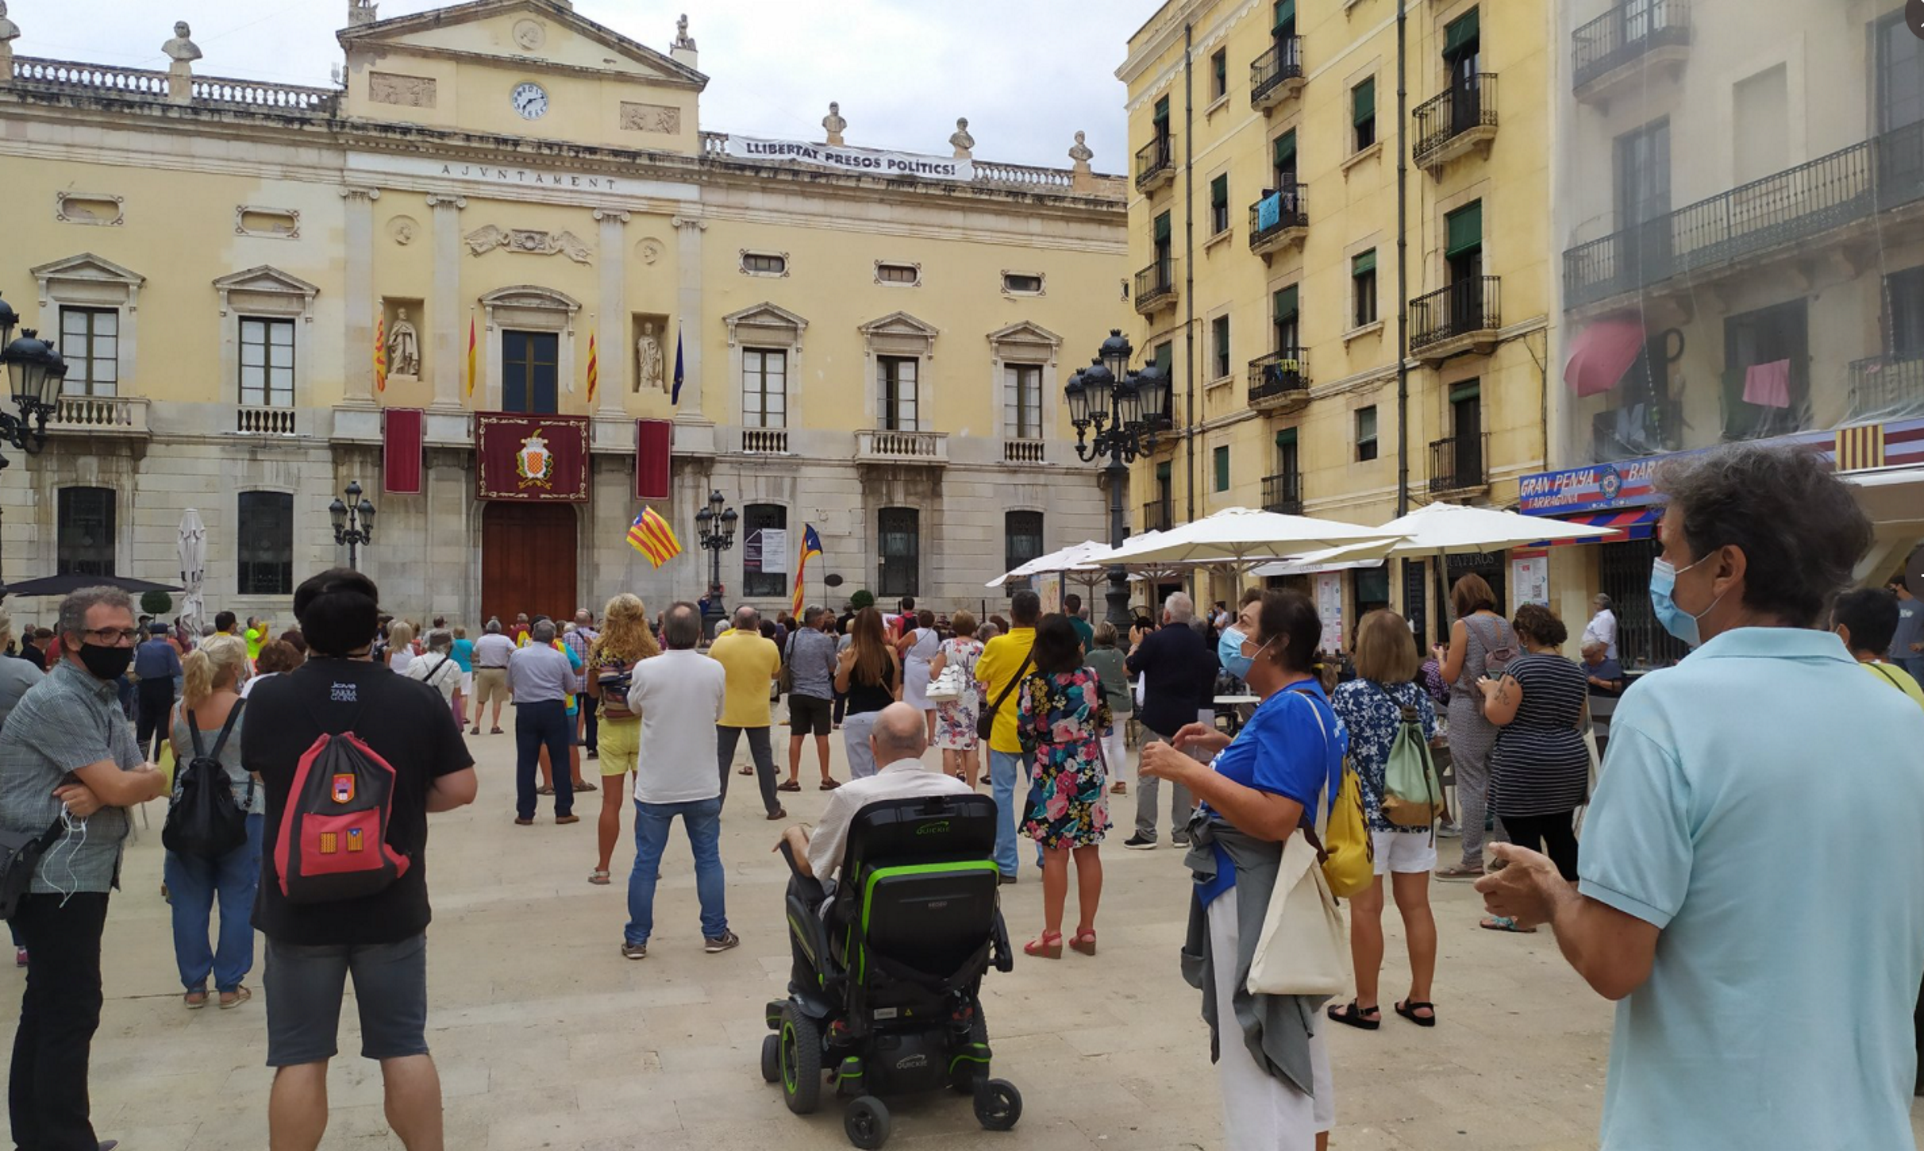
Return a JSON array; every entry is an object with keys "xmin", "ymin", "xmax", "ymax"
[{"xmin": 769, "ymin": 702, "xmax": 1018, "ymax": 1114}]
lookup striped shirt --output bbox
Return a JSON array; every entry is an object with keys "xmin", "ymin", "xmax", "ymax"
[
  {"xmin": 0, "ymin": 660, "xmax": 144, "ymax": 893},
  {"xmin": 1489, "ymin": 652, "xmax": 1591, "ymax": 818}
]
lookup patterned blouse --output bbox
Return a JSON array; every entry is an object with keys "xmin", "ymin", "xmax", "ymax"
[{"xmin": 1331, "ymin": 678, "xmax": 1438, "ymax": 834}]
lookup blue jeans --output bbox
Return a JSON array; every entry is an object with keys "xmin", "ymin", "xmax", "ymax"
[
  {"xmin": 515, "ymin": 700, "xmax": 574, "ymax": 819},
  {"xmin": 163, "ymin": 812, "xmax": 264, "ymax": 993},
  {"xmin": 989, "ymin": 749, "xmax": 1029, "ymax": 878},
  {"xmin": 625, "ymin": 797, "xmax": 727, "ymax": 946},
  {"xmin": 1903, "ymin": 656, "xmax": 1924, "ymax": 692}
]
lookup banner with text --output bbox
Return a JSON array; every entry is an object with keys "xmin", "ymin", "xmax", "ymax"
[
  {"xmin": 475, "ymin": 413, "xmax": 591, "ymax": 503},
  {"xmin": 720, "ymin": 135, "xmax": 974, "ymax": 181}
]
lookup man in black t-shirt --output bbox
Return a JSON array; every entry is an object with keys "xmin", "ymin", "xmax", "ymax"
[
  {"xmin": 1123, "ymin": 591, "xmax": 1220, "ymax": 849},
  {"xmin": 242, "ymin": 568, "xmax": 475, "ymax": 1151}
]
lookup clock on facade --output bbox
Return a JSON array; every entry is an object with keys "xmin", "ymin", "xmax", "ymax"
[{"xmin": 511, "ymin": 82, "xmax": 548, "ymax": 119}]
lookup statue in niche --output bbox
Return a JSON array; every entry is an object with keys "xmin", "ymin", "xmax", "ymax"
[
  {"xmin": 387, "ymin": 307, "xmax": 420, "ymax": 377},
  {"xmin": 950, "ymin": 118, "xmax": 975, "ymax": 159},
  {"xmin": 822, "ymin": 101, "xmax": 846, "ymax": 146},
  {"xmin": 162, "ymin": 20, "xmax": 201, "ymax": 63},
  {"xmin": 636, "ymin": 321, "xmax": 665, "ymax": 394}
]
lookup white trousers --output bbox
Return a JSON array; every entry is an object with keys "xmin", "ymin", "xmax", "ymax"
[
  {"xmin": 1206, "ymin": 895, "xmax": 1333, "ymax": 1151},
  {"xmin": 1101, "ymin": 723, "xmax": 1128, "ymax": 787}
]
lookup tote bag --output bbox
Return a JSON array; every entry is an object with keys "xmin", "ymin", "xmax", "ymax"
[{"xmin": 1246, "ymin": 780, "xmax": 1350, "ymax": 997}]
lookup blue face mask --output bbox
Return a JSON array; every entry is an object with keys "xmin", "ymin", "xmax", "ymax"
[
  {"xmin": 1219, "ymin": 626, "xmax": 1253, "ymax": 680},
  {"xmin": 1649, "ymin": 554, "xmax": 1722, "ymax": 647}
]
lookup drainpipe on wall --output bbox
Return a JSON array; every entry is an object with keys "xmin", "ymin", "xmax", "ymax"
[
  {"xmin": 1395, "ymin": 0, "xmax": 1411, "ymax": 519},
  {"xmin": 1183, "ymin": 21, "xmax": 1198, "ymax": 537}
]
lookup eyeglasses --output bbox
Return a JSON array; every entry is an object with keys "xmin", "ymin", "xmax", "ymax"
[{"xmin": 81, "ymin": 628, "xmax": 142, "ymax": 646}]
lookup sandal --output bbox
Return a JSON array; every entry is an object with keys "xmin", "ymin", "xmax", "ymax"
[
  {"xmin": 1069, "ymin": 929, "xmax": 1097, "ymax": 957},
  {"xmin": 819, "ymin": 779, "xmax": 841, "ymax": 791},
  {"xmin": 1023, "ymin": 931, "xmax": 1063, "ymax": 960},
  {"xmin": 575, "ymin": 781, "xmax": 597, "ymax": 793},
  {"xmin": 184, "ymin": 989, "xmax": 208, "ymax": 1010},
  {"xmin": 1435, "ymin": 864, "xmax": 1483, "ymax": 881},
  {"xmin": 218, "ymin": 985, "xmax": 252, "ymax": 1010},
  {"xmin": 536, "ymin": 786, "xmax": 554, "ymax": 796},
  {"xmin": 1480, "ymin": 915, "xmax": 1537, "ymax": 934},
  {"xmin": 1395, "ymin": 999, "xmax": 1437, "ymax": 1028},
  {"xmin": 1110, "ymin": 781, "xmax": 1127, "ymax": 795},
  {"xmin": 1326, "ymin": 1001, "xmax": 1381, "ymax": 1031},
  {"xmin": 778, "ymin": 780, "xmax": 801, "ymax": 793},
  {"xmin": 491, "ymin": 727, "xmax": 505, "ymax": 735},
  {"xmin": 588, "ymin": 869, "xmax": 611, "ymax": 886},
  {"xmin": 738, "ymin": 765, "xmax": 753, "ymax": 776}
]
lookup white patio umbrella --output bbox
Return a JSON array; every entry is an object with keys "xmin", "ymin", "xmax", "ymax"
[
  {"xmin": 1086, "ymin": 507, "xmax": 1398, "ymax": 567},
  {"xmin": 985, "ymin": 540, "xmax": 1110, "ymax": 588},
  {"xmin": 176, "ymin": 508, "xmax": 206, "ymax": 635},
  {"xmin": 1250, "ymin": 542, "xmax": 1397, "ymax": 579}
]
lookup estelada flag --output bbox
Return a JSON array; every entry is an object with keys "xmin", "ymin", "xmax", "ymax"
[
  {"xmin": 790, "ymin": 524, "xmax": 822, "ymax": 618},
  {"xmin": 587, "ymin": 333, "xmax": 599, "ymax": 406},
  {"xmin": 627, "ymin": 507, "xmax": 681, "ymax": 568},
  {"xmin": 465, "ymin": 315, "xmax": 477, "ymax": 399},
  {"xmin": 374, "ymin": 313, "xmax": 388, "ymax": 392}
]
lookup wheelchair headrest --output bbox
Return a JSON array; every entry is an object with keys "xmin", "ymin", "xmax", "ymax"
[{"xmin": 846, "ymin": 792, "xmax": 998, "ymax": 866}]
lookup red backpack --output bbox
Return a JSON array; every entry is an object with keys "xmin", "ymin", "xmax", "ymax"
[{"xmin": 275, "ymin": 729, "xmax": 410, "ymax": 904}]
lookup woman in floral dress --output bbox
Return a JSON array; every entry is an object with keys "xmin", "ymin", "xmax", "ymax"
[
  {"xmin": 1016, "ymin": 614, "xmax": 1112, "ymax": 959},
  {"xmin": 927, "ymin": 610, "xmax": 985, "ymax": 787}
]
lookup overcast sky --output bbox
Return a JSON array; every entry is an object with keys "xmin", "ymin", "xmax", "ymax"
[{"xmin": 8, "ymin": 0, "xmax": 1163, "ymax": 171}]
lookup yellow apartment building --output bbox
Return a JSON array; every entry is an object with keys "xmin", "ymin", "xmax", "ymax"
[
  {"xmin": 1117, "ymin": 0, "xmax": 1552, "ymax": 643},
  {"xmin": 0, "ymin": 0, "xmax": 1127, "ymax": 624}
]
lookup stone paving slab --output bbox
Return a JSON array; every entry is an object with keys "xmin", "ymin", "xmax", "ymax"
[{"xmin": 12, "ymin": 729, "xmax": 1924, "ymax": 1148}]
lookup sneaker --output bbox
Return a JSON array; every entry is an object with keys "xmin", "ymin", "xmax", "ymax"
[
  {"xmin": 514, "ymin": 817, "xmax": 534, "ymax": 826},
  {"xmin": 1123, "ymin": 834, "xmax": 1158, "ymax": 850},
  {"xmin": 999, "ymin": 873, "xmax": 1018, "ymax": 886},
  {"xmin": 587, "ymin": 749, "xmax": 599, "ymax": 760},
  {"xmin": 704, "ymin": 931, "xmax": 741, "ymax": 954},
  {"xmin": 1171, "ymin": 834, "xmax": 1192, "ymax": 848},
  {"xmin": 621, "ymin": 942, "xmax": 648, "ymax": 960},
  {"xmin": 1435, "ymin": 820, "xmax": 1462, "ymax": 839},
  {"xmin": 556, "ymin": 815, "xmax": 581, "ymax": 825}
]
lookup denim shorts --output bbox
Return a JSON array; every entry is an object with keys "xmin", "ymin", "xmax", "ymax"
[{"xmin": 263, "ymin": 933, "xmax": 429, "ymax": 1066}]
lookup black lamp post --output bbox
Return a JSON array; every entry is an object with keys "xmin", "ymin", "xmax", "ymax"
[
  {"xmin": 1068, "ymin": 328, "xmax": 1170, "ymax": 630},
  {"xmin": 694, "ymin": 489, "xmax": 737, "ymax": 635},
  {"xmin": 0, "ymin": 292, "xmax": 70, "ymax": 594},
  {"xmin": 328, "ymin": 479, "xmax": 377, "ymax": 570}
]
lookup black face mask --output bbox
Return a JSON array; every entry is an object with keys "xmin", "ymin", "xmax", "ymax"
[{"xmin": 76, "ymin": 642, "xmax": 134, "ymax": 682}]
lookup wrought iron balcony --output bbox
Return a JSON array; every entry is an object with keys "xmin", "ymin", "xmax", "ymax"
[
  {"xmin": 1135, "ymin": 136, "xmax": 1176, "ymax": 193},
  {"xmin": 1572, "ymin": 0, "xmax": 1690, "ymax": 105},
  {"xmin": 1262, "ymin": 472, "xmax": 1303, "ymax": 515},
  {"xmin": 1409, "ymin": 276, "xmax": 1501, "ymax": 361},
  {"xmin": 1247, "ymin": 350, "xmax": 1310, "ymax": 412},
  {"xmin": 1143, "ymin": 499, "xmax": 1173, "ymax": 533},
  {"xmin": 1250, "ymin": 37, "xmax": 1304, "ymax": 111},
  {"xmin": 1429, "ymin": 433, "xmax": 1490, "ymax": 497},
  {"xmin": 1413, "ymin": 73, "xmax": 1498, "ymax": 171},
  {"xmin": 1848, "ymin": 354, "xmax": 1924, "ymax": 423},
  {"xmin": 1248, "ymin": 186, "xmax": 1308, "ymax": 257},
  {"xmin": 1134, "ymin": 258, "xmax": 1178, "ymax": 315}
]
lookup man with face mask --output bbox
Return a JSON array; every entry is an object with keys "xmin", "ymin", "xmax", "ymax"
[{"xmin": 0, "ymin": 586, "xmax": 168, "ymax": 1151}]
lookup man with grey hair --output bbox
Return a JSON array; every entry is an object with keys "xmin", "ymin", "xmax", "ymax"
[
  {"xmin": 708, "ymin": 605, "xmax": 784, "ymax": 820},
  {"xmin": 508, "ymin": 618, "xmax": 578, "ymax": 826},
  {"xmin": 470, "ymin": 617, "xmax": 516, "ymax": 735},
  {"xmin": 783, "ymin": 605, "xmax": 841, "ymax": 791},
  {"xmin": 0, "ymin": 586, "xmax": 168, "ymax": 1151},
  {"xmin": 404, "ymin": 629, "xmax": 462, "ymax": 718},
  {"xmin": 1123, "ymin": 591, "xmax": 1220, "ymax": 849},
  {"xmin": 622, "ymin": 602, "xmax": 735, "ymax": 959}
]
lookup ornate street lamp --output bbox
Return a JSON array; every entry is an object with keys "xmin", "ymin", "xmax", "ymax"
[
  {"xmin": 1070, "ymin": 328, "xmax": 1167, "ymax": 629},
  {"xmin": 0, "ymin": 292, "xmax": 67, "ymax": 594},
  {"xmin": 696, "ymin": 489, "xmax": 737, "ymax": 636},
  {"xmin": 329, "ymin": 479, "xmax": 377, "ymax": 570}
]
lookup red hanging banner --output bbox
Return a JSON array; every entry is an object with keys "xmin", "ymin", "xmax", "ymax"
[
  {"xmin": 475, "ymin": 412, "xmax": 591, "ymax": 502},
  {"xmin": 382, "ymin": 408, "xmax": 424, "ymax": 495},
  {"xmin": 635, "ymin": 418, "xmax": 672, "ymax": 501}
]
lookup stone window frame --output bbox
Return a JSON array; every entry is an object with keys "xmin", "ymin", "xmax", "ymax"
[
  {"xmin": 874, "ymin": 261, "xmax": 922, "ymax": 287},
  {"xmin": 1001, "ymin": 270, "xmax": 1046, "ymax": 297},
  {"xmin": 723, "ymin": 302, "xmax": 809, "ymax": 429},
  {"xmin": 986, "ymin": 320, "xmax": 1062, "ymax": 443},
  {"xmin": 236, "ymin": 488, "xmax": 296, "ymax": 596},
  {"xmin": 480, "ymin": 285, "xmax": 582, "ymax": 413},
  {"xmin": 213, "ymin": 266, "xmax": 320, "ymax": 411},
  {"xmin": 858, "ymin": 311, "xmax": 940, "ymax": 432},
  {"xmin": 32, "ymin": 253, "xmax": 146, "ymax": 400},
  {"xmin": 740, "ymin": 250, "xmax": 790, "ymax": 278}
]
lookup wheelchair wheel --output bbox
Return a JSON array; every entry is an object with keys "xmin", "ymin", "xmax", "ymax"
[
  {"xmin": 760, "ymin": 1033, "xmax": 780, "ymax": 1084},
  {"xmin": 780, "ymin": 1007, "xmax": 823, "ymax": 1114},
  {"xmin": 844, "ymin": 1095, "xmax": 892, "ymax": 1149},
  {"xmin": 973, "ymin": 1078, "xmax": 1022, "ymax": 1131}
]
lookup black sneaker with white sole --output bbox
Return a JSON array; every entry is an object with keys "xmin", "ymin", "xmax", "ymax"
[
  {"xmin": 621, "ymin": 942, "xmax": 647, "ymax": 960},
  {"xmin": 704, "ymin": 931, "xmax": 741, "ymax": 954},
  {"xmin": 1123, "ymin": 834, "xmax": 1157, "ymax": 850}
]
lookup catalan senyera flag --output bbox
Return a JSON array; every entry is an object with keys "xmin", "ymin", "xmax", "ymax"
[
  {"xmin": 586, "ymin": 333, "xmax": 599, "ymax": 406},
  {"xmin": 790, "ymin": 524, "xmax": 823, "ymax": 619},
  {"xmin": 373, "ymin": 313, "xmax": 388, "ymax": 392},
  {"xmin": 627, "ymin": 507, "xmax": 681, "ymax": 568},
  {"xmin": 465, "ymin": 314, "xmax": 477, "ymax": 400}
]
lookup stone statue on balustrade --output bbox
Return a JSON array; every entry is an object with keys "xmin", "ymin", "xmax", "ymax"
[
  {"xmin": 823, "ymin": 102, "xmax": 847, "ymax": 146},
  {"xmin": 674, "ymin": 13, "xmax": 696, "ymax": 50},
  {"xmin": 636, "ymin": 321, "xmax": 665, "ymax": 394},
  {"xmin": 0, "ymin": 4, "xmax": 21, "ymax": 46},
  {"xmin": 387, "ymin": 307, "xmax": 420, "ymax": 378},
  {"xmin": 950, "ymin": 118, "xmax": 975, "ymax": 159},
  {"xmin": 163, "ymin": 20, "xmax": 201, "ymax": 63}
]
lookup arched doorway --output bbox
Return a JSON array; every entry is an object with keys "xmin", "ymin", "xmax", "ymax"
[{"xmin": 481, "ymin": 502, "xmax": 578, "ymax": 625}]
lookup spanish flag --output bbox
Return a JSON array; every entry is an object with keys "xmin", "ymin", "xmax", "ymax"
[
  {"xmin": 374, "ymin": 312, "xmax": 388, "ymax": 392},
  {"xmin": 465, "ymin": 314, "xmax": 477, "ymax": 400},
  {"xmin": 627, "ymin": 507, "xmax": 681, "ymax": 568},
  {"xmin": 790, "ymin": 524, "xmax": 823, "ymax": 619},
  {"xmin": 586, "ymin": 333, "xmax": 599, "ymax": 406}
]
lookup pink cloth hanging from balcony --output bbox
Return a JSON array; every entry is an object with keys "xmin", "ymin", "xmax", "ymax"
[
  {"xmin": 1742, "ymin": 359, "xmax": 1791, "ymax": 409},
  {"xmin": 1563, "ymin": 319, "xmax": 1647, "ymax": 397}
]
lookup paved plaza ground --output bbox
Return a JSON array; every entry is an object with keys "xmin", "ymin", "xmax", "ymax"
[{"xmin": 26, "ymin": 728, "xmax": 1924, "ymax": 1150}]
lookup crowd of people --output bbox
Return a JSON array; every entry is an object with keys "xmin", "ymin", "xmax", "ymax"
[{"xmin": 0, "ymin": 443, "xmax": 1920, "ymax": 1150}]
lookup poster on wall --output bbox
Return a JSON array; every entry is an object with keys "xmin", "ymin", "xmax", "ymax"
[
  {"xmin": 1314, "ymin": 573, "xmax": 1344, "ymax": 653},
  {"xmin": 1511, "ymin": 554, "xmax": 1550, "ymax": 608},
  {"xmin": 1039, "ymin": 573, "xmax": 1063, "ymax": 618},
  {"xmin": 758, "ymin": 529, "xmax": 789, "ymax": 576}
]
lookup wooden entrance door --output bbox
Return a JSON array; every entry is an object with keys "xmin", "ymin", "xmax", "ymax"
[{"xmin": 481, "ymin": 502, "xmax": 578, "ymax": 625}]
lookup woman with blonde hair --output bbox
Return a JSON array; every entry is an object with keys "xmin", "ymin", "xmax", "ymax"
[
  {"xmin": 385, "ymin": 621, "xmax": 415, "ymax": 674},
  {"xmin": 586, "ymin": 593, "xmax": 661, "ymax": 884},
  {"xmin": 166, "ymin": 634, "xmax": 263, "ymax": 1010},
  {"xmin": 834, "ymin": 606, "xmax": 901, "ymax": 780},
  {"xmin": 927, "ymin": 610, "xmax": 984, "ymax": 786}
]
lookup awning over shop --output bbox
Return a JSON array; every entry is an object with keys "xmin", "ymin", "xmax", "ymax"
[
  {"xmin": 1563, "ymin": 319, "xmax": 1646, "ymax": 397},
  {"xmin": 1533, "ymin": 507, "xmax": 1662, "ymax": 547}
]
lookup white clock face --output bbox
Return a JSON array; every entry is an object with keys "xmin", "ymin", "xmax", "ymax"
[{"xmin": 511, "ymin": 82, "xmax": 548, "ymax": 120}]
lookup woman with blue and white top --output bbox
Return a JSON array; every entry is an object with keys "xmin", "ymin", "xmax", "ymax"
[
  {"xmin": 166, "ymin": 633, "xmax": 263, "ymax": 1010},
  {"xmin": 1327, "ymin": 610, "xmax": 1439, "ymax": 1033},
  {"xmin": 1140, "ymin": 589, "xmax": 1346, "ymax": 1151}
]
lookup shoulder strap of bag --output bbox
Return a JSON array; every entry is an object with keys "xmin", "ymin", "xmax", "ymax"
[
  {"xmin": 1288, "ymin": 685, "xmax": 1336, "ymax": 843},
  {"xmin": 208, "ymin": 698, "xmax": 246, "ymax": 762},
  {"xmin": 990, "ymin": 650, "xmax": 1034, "ymax": 712},
  {"xmin": 1871, "ymin": 662, "xmax": 1916, "ymax": 694},
  {"xmin": 187, "ymin": 707, "xmax": 207, "ymax": 761},
  {"xmin": 424, "ymin": 656, "xmax": 454, "ymax": 685}
]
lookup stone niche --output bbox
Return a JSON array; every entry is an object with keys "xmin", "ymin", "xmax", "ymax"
[
  {"xmin": 631, "ymin": 312, "xmax": 671, "ymax": 396},
  {"xmin": 381, "ymin": 297, "xmax": 426, "ymax": 389}
]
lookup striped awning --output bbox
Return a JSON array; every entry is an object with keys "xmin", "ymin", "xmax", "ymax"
[{"xmin": 1533, "ymin": 507, "xmax": 1661, "ymax": 547}]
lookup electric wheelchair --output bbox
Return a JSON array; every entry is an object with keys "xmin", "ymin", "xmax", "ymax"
[{"xmin": 763, "ymin": 792, "xmax": 1021, "ymax": 1148}]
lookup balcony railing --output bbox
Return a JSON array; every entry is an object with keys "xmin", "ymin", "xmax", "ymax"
[
  {"xmin": 1247, "ymin": 350, "xmax": 1310, "ymax": 410},
  {"xmin": 1134, "ymin": 258, "xmax": 1178, "ymax": 314},
  {"xmin": 856, "ymin": 428, "xmax": 947, "ymax": 463},
  {"xmin": 48, "ymin": 394, "xmax": 149, "ymax": 437},
  {"xmin": 1248, "ymin": 186, "xmax": 1308, "ymax": 253},
  {"xmin": 1564, "ymin": 121, "xmax": 1924, "ymax": 309},
  {"xmin": 1250, "ymin": 37, "xmax": 1304, "ymax": 109},
  {"xmin": 1413, "ymin": 73, "xmax": 1498, "ymax": 169},
  {"xmin": 1429, "ymin": 433, "xmax": 1490, "ymax": 495},
  {"xmin": 1003, "ymin": 439, "xmax": 1046, "ymax": 464},
  {"xmin": 1262, "ymin": 472, "xmax": 1303, "ymax": 515},
  {"xmin": 236, "ymin": 405, "xmax": 297, "ymax": 436},
  {"xmin": 741, "ymin": 428, "xmax": 789, "ymax": 453},
  {"xmin": 1849, "ymin": 354, "xmax": 1924, "ymax": 422},
  {"xmin": 1572, "ymin": 0, "xmax": 1691, "ymax": 95},
  {"xmin": 9, "ymin": 56, "xmax": 339, "ymax": 114},
  {"xmin": 1143, "ymin": 499, "xmax": 1173, "ymax": 533},
  {"xmin": 1135, "ymin": 136, "xmax": 1176, "ymax": 192},
  {"xmin": 1410, "ymin": 276, "xmax": 1502, "ymax": 356}
]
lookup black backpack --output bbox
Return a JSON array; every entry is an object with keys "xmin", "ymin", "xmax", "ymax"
[{"xmin": 162, "ymin": 700, "xmax": 253, "ymax": 860}]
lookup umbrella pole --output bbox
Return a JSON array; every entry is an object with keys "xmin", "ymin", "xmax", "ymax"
[{"xmin": 1433, "ymin": 550, "xmax": 1451, "ymax": 646}]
